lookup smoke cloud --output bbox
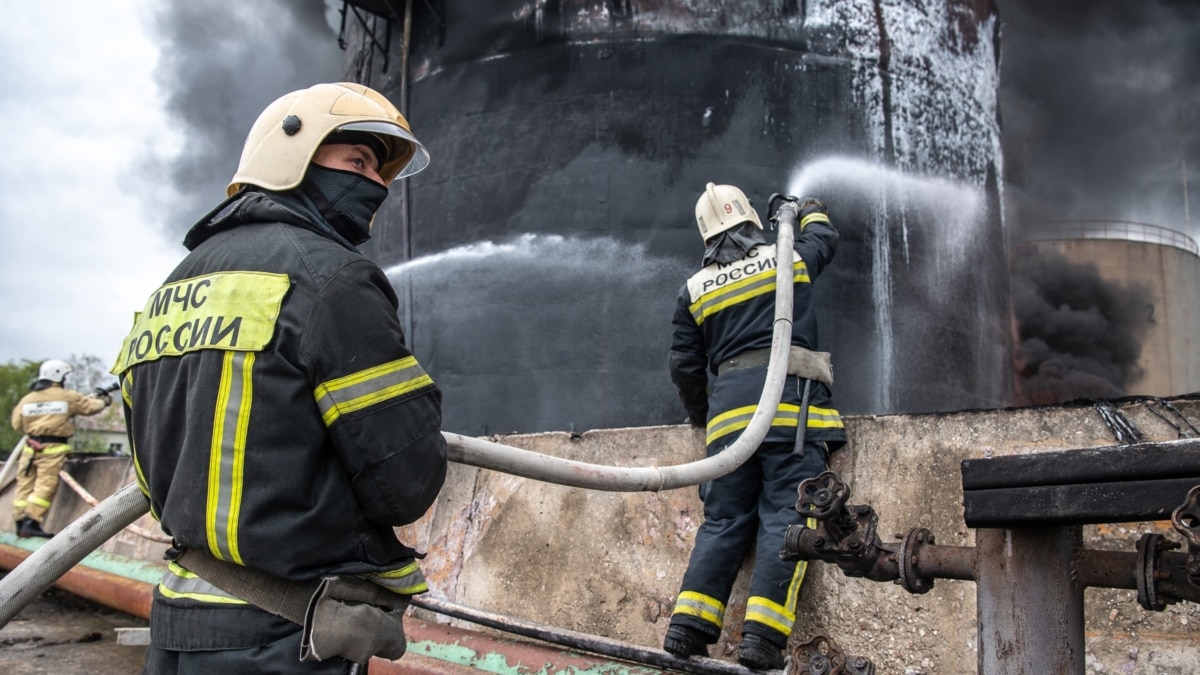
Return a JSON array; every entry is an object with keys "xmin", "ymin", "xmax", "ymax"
[
  {"xmin": 143, "ymin": 0, "xmax": 342, "ymax": 236},
  {"xmin": 1010, "ymin": 247, "xmax": 1150, "ymax": 405},
  {"xmin": 999, "ymin": 1, "xmax": 1199, "ymax": 403},
  {"xmin": 999, "ymin": 0, "xmax": 1200, "ymax": 236}
]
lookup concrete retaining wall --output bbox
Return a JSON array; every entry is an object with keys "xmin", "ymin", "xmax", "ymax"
[{"xmin": 403, "ymin": 396, "xmax": 1200, "ymax": 674}]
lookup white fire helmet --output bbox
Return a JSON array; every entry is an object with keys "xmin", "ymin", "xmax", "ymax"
[
  {"xmin": 227, "ymin": 82, "xmax": 430, "ymax": 196},
  {"xmin": 39, "ymin": 359, "xmax": 72, "ymax": 384},
  {"xmin": 694, "ymin": 182, "xmax": 763, "ymax": 242}
]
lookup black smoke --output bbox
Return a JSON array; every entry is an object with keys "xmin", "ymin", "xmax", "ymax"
[
  {"xmin": 143, "ymin": 0, "xmax": 342, "ymax": 236},
  {"xmin": 999, "ymin": 1, "xmax": 1199, "ymax": 403},
  {"xmin": 1010, "ymin": 246, "xmax": 1150, "ymax": 405}
]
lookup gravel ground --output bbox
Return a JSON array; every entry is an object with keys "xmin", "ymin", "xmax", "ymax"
[{"xmin": 0, "ymin": 586, "xmax": 148, "ymax": 674}]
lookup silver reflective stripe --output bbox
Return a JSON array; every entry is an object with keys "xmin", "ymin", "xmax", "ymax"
[
  {"xmin": 367, "ymin": 562, "xmax": 428, "ymax": 594},
  {"xmin": 314, "ymin": 357, "xmax": 433, "ymax": 427},
  {"xmin": 673, "ymin": 591, "xmax": 725, "ymax": 628},
  {"xmin": 158, "ymin": 562, "xmax": 247, "ymax": 605},
  {"xmin": 207, "ymin": 351, "xmax": 254, "ymax": 564},
  {"xmin": 746, "ymin": 596, "xmax": 794, "ymax": 634}
]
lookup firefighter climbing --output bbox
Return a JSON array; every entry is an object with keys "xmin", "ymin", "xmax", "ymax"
[{"xmin": 663, "ymin": 183, "xmax": 847, "ymax": 670}]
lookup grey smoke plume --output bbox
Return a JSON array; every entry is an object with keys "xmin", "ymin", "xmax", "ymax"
[
  {"xmin": 144, "ymin": 0, "xmax": 342, "ymax": 235},
  {"xmin": 1000, "ymin": 0, "xmax": 1200, "ymax": 236}
]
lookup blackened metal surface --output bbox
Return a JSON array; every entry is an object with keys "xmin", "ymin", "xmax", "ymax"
[
  {"xmin": 962, "ymin": 477, "xmax": 1200, "ymax": 527},
  {"xmin": 361, "ymin": 0, "xmax": 1008, "ymax": 435},
  {"xmin": 974, "ymin": 527, "xmax": 1086, "ymax": 675},
  {"xmin": 961, "ymin": 439, "xmax": 1200, "ymax": 490}
]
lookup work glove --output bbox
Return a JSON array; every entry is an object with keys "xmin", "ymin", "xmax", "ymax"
[
  {"xmin": 797, "ymin": 197, "xmax": 827, "ymax": 218},
  {"xmin": 94, "ymin": 383, "xmax": 118, "ymax": 407}
]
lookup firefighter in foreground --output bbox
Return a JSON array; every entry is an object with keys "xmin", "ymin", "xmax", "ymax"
[
  {"xmin": 9, "ymin": 359, "xmax": 112, "ymax": 538},
  {"xmin": 664, "ymin": 184, "xmax": 846, "ymax": 670},
  {"xmin": 113, "ymin": 83, "xmax": 447, "ymax": 673}
]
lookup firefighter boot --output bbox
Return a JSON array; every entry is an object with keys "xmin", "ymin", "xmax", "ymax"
[
  {"xmin": 738, "ymin": 634, "xmax": 785, "ymax": 671},
  {"xmin": 663, "ymin": 624, "xmax": 709, "ymax": 659},
  {"xmin": 17, "ymin": 517, "xmax": 54, "ymax": 538}
]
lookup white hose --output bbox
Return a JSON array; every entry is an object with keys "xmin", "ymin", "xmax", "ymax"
[
  {"xmin": 0, "ymin": 482, "xmax": 149, "ymax": 626},
  {"xmin": 0, "ymin": 436, "xmax": 27, "ymax": 492},
  {"xmin": 442, "ymin": 205, "xmax": 799, "ymax": 490},
  {"xmin": 0, "ymin": 205, "xmax": 801, "ymax": 625}
]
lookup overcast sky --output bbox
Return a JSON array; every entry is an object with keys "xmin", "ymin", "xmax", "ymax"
[
  {"xmin": 1, "ymin": 0, "xmax": 1196, "ymax": 368},
  {"xmin": 0, "ymin": 2, "xmax": 180, "ymax": 366},
  {"xmin": 0, "ymin": 1, "xmax": 340, "ymax": 366}
]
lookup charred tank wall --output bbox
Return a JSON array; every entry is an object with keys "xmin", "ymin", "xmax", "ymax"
[{"xmin": 353, "ymin": 0, "xmax": 1011, "ymax": 436}]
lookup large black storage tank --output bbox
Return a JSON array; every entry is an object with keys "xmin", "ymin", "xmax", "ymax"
[{"xmin": 353, "ymin": 0, "xmax": 1011, "ymax": 436}]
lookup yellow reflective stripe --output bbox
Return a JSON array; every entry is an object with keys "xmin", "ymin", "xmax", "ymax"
[
  {"xmin": 689, "ymin": 270, "xmax": 776, "ymax": 324},
  {"xmin": 688, "ymin": 260, "xmax": 811, "ymax": 325},
  {"xmin": 315, "ymin": 357, "xmax": 433, "ymax": 427},
  {"xmin": 206, "ymin": 351, "xmax": 252, "ymax": 564},
  {"xmin": 672, "ymin": 591, "xmax": 725, "ymax": 629},
  {"xmin": 35, "ymin": 443, "xmax": 72, "ymax": 456},
  {"xmin": 746, "ymin": 596, "xmax": 795, "ymax": 635},
  {"xmin": 707, "ymin": 403, "xmax": 843, "ymax": 445},
  {"xmin": 785, "ymin": 517, "xmax": 817, "ymax": 614},
  {"xmin": 29, "ymin": 496, "xmax": 52, "ymax": 508},
  {"xmin": 799, "ymin": 211, "xmax": 830, "ymax": 231},
  {"xmin": 113, "ymin": 271, "xmax": 288, "ymax": 373},
  {"xmin": 369, "ymin": 561, "xmax": 429, "ymax": 594},
  {"xmin": 121, "ymin": 372, "xmax": 133, "ymax": 407},
  {"xmin": 157, "ymin": 562, "xmax": 248, "ymax": 605}
]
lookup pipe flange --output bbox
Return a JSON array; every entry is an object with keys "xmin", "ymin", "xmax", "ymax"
[
  {"xmin": 897, "ymin": 528, "xmax": 935, "ymax": 595},
  {"xmin": 1137, "ymin": 533, "xmax": 1168, "ymax": 611}
]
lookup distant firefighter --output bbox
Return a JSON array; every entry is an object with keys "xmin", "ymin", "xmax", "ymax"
[
  {"xmin": 9, "ymin": 358, "xmax": 112, "ymax": 538},
  {"xmin": 664, "ymin": 184, "xmax": 847, "ymax": 670}
]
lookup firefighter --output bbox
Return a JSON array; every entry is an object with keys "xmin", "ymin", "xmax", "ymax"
[
  {"xmin": 113, "ymin": 83, "xmax": 447, "ymax": 673},
  {"xmin": 663, "ymin": 184, "xmax": 846, "ymax": 670},
  {"xmin": 9, "ymin": 359, "xmax": 111, "ymax": 538}
]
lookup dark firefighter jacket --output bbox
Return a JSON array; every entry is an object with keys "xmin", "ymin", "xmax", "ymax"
[
  {"xmin": 112, "ymin": 191, "xmax": 447, "ymax": 643},
  {"xmin": 668, "ymin": 206, "xmax": 847, "ymax": 452}
]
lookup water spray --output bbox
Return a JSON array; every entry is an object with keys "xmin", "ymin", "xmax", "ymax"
[{"xmin": 0, "ymin": 197, "xmax": 809, "ymax": 623}]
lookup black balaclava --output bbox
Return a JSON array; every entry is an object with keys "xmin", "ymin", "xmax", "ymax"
[
  {"xmin": 298, "ymin": 129, "xmax": 391, "ymax": 246},
  {"xmin": 299, "ymin": 165, "xmax": 389, "ymax": 246},
  {"xmin": 702, "ymin": 221, "xmax": 768, "ymax": 266}
]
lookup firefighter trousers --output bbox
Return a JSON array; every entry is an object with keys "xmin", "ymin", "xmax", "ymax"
[
  {"xmin": 670, "ymin": 439, "xmax": 828, "ymax": 647},
  {"xmin": 12, "ymin": 444, "xmax": 70, "ymax": 524}
]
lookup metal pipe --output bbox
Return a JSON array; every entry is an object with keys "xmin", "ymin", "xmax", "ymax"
[
  {"xmin": 443, "ymin": 204, "xmax": 800, "ymax": 491},
  {"xmin": 974, "ymin": 527, "xmax": 1085, "ymax": 675},
  {"xmin": 412, "ymin": 596, "xmax": 752, "ymax": 675}
]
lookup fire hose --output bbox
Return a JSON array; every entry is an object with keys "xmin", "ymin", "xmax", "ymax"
[{"xmin": 0, "ymin": 199, "xmax": 808, "ymax": 628}]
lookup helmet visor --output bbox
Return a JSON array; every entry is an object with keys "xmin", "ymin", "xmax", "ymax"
[{"xmin": 335, "ymin": 121, "xmax": 430, "ymax": 182}]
